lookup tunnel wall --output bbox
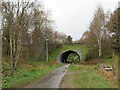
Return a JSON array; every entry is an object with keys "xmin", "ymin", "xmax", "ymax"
[{"xmin": 57, "ymin": 50, "xmax": 82, "ymax": 63}]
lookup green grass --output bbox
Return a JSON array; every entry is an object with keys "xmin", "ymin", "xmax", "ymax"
[
  {"xmin": 3, "ymin": 63, "xmax": 64, "ymax": 88},
  {"xmin": 73, "ymin": 70, "xmax": 117, "ymax": 88},
  {"xmin": 103, "ymin": 56, "xmax": 118, "ymax": 65},
  {"xmin": 49, "ymin": 46, "xmax": 63, "ymax": 62},
  {"xmin": 64, "ymin": 65, "xmax": 118, "ymax": 88},
  {"xmin": 68, "ymin": 64, "xmax": 97, "ymax": 72}
]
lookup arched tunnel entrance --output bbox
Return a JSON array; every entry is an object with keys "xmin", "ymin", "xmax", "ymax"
[{"xmin": 57, "ymin": 50, "xmax": 82, "ymax": 63}]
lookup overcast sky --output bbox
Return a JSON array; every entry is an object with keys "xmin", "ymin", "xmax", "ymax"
[{"xmin": 43, "ymin": 0, "xmax": 119, "ymax": 41}]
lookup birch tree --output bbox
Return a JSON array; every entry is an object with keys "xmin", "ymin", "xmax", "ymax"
[
  {"xmin": 89, "ymin": 7, "xmax": 106, "ymax": 58},
  {"xmin": 81, "ymin": 6, "xmax": 111, "ymax": 59},
  {"xmin": 2, "ymin": 1, "xmax": 34, "ymax": 74}
]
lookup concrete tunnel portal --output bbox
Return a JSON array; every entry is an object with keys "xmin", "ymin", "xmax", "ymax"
[{"xmin": 57, "ymin": 50, "xmax": 82, "ymax": 63}]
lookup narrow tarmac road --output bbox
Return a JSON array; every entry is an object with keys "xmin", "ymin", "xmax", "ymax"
[{"xmin": 24, "ymin": 64, "xmax": 70, "ymax": 88}]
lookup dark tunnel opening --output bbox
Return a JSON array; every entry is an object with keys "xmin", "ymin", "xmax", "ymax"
[{"xmin": 60, "ymin": 50, "xmax": 80, "ymax": 63}]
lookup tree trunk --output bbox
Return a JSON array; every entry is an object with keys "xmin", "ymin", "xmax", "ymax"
[
  {"xmin": 13, "ymin": 29, "xmax": 22, "ymax": 71},
  {"xmin": 98, "ymin": 39, "xmax": 102, "ymax": 58},
  {"xmin": 9, "ymin": 29, "xmax": 14, "ymax": 73}
]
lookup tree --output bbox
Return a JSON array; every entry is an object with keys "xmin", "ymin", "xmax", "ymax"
[
  {"xmin": 90, "ymin": 7, "xmax": 106, "ymax": 58},
  {"xmin": 67, "ymin": 35, "xmax": 73, "ymax": 44},
  {"xmin": 2, "ymin": 1, "xmax": 34, "ymax": 74},
  {"xmin": 31, "ymin": 7, "xmax": 45, "ymax": 61},
  {"xmin": 80, "ymin": 6, "xmax": 112, "ymax": 60},
  {"xmin": 53, "ymin": 31, "xmax": 67, "ymax": 44},
  {"xmin": 107, "ymin": 8, "xmax": 120, "ymax": 54}
]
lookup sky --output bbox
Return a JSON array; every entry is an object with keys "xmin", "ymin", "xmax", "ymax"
[
  {"xmin": 43, "ymin": 0, "xmax": 119, "ymax": 41},
  {"xmin": 2, "ymin": 0, "xmax": 120, "ymax": 40}
]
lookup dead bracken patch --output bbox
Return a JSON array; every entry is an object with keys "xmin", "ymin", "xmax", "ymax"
[{"xmin": 99, "ymin": 64, "xmax": 118, "ymax": 81}]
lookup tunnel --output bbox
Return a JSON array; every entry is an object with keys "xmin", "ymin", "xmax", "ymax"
[{"xmin": 57, "ymin": 50, "xmax": 82, "ymax": 63}]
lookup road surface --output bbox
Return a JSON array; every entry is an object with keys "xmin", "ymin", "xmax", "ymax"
[{"xmin": 24, "ymin": 64, "xmax": 70, "ymax": 88}]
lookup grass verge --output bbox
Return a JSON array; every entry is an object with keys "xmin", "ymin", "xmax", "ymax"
[
  {"xmin": 3, "ymin": 62, "xmax": 64, "ymax": 88},
  {"xmin": 60, "ymin": 64, "xmax": 118, "ymax": 88}
]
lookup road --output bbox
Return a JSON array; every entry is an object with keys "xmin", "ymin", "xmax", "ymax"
[{"xmin": 24, "ymin": 64, "xmax": 70, "ymax": 88}]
